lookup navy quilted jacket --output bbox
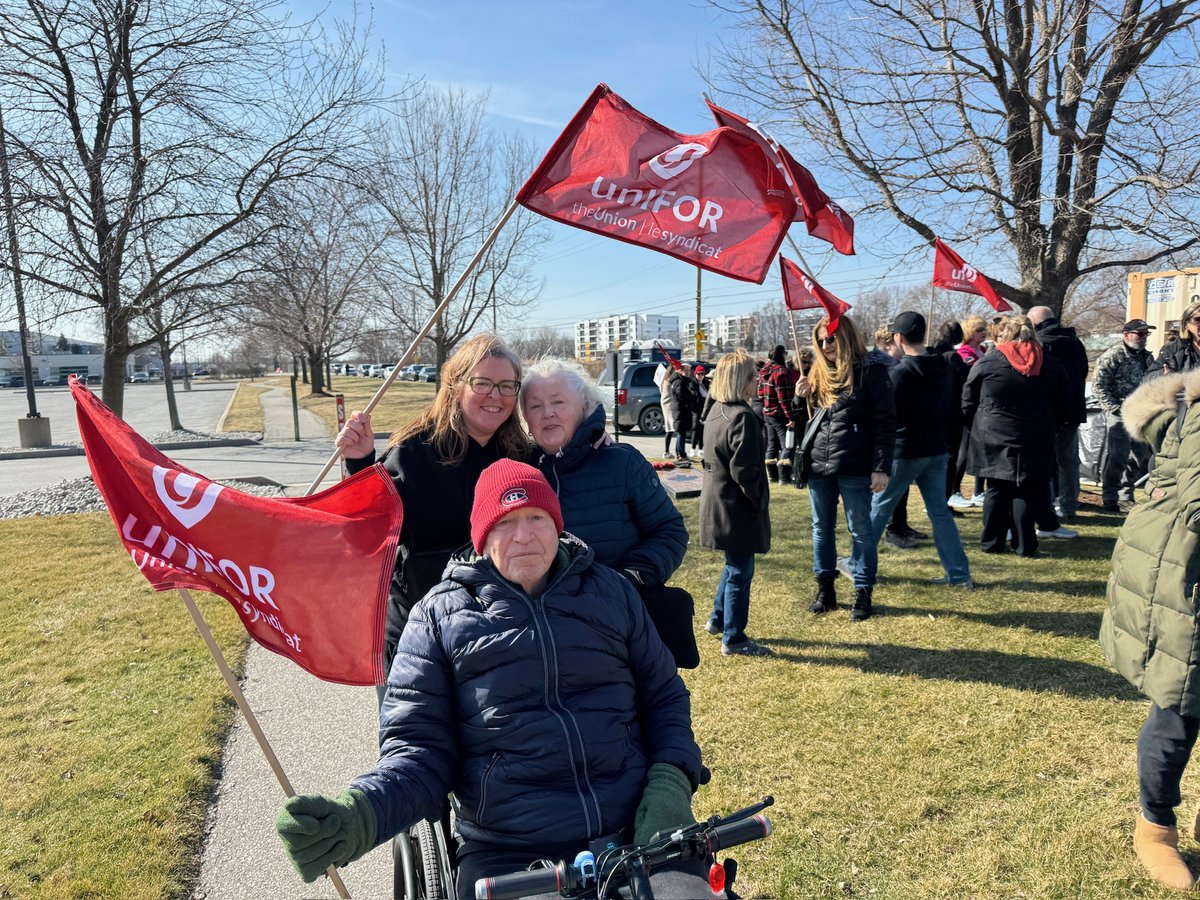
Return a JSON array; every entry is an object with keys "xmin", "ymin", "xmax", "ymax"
[
  {"xmin": 531, "ymin": 405, "xmax": 688, "ymax": 586},
  {"xmin": 350, "ymin": 538, "xmax": 703, "ymax": 851}
]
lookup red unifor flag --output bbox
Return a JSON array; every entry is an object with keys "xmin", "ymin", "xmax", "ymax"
[
  {"xmin": 705, "ymin": 98, "xmax": 855, "ymax": 256},
  {"xmin": 70, "ymin": 378, "xmax": 402, "ymax": 686},
  {"xmin": 516, "ymin": 84, "xmax": 797, "ymax": 284},
  {"xmin": 932, "ymin": 238, "xmax": 1013, "ymax": 312},
  {"xmin": 780, "ymin": 256, "xmax": 852, "ymax": 333}
]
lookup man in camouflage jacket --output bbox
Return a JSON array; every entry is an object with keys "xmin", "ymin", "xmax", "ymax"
[{"xmin": 1094, "ymin": 319, "xmax": 1156, "ymax": 510}]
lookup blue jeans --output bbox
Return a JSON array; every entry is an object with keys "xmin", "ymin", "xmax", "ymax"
[
  {"xmin": 709, "ymin": 551, "xmax": 756, "ymax": 646},
  {"xmin": 809, "ymin": 474, "xmax": 876, "ymax": 588},
  {"xmin": 1139, "ymin": 703, "xmax": 1200, "ymax": 827},
  {"xmin": 869, "ymin": 453, "xmax": 971, "ymax": 584}
]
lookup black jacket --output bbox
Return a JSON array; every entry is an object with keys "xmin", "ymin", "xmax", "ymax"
[
  {"xmin": 667, "ymin": 372, "xmax": 700, "ymax": 430},
  {"xmin": 353, "ymin": 537, "xmax": 703, "ymax": 852},
  {"xmin": 1035, "ymin": 318, "xmax": 1090, "ymax": 424},
  {"xmin": 807, "ymin": 361, "xmax": 897, "ymax": 478},
  {"xmin": 942, "ymin": 350, "xmax": 971, "ymax": 440},
  {"xmin": 346, "ymin": 431, "xmax": 507, "ymax": 665},
  {"xmin": 890, "ymin": 351, "xmax": 954, "ymax": 459},
  {"xmin": 1156, "ymin": 338, "xmax": 1200, "ymax": 374},
  {"xmin": 962, "ymin": 346, "xmax": 1071, "ymax": 483},
  {"xmin": 700, "ymin": 400, "xmax": 770, "ymax": 555}
]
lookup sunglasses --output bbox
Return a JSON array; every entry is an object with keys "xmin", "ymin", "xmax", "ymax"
[
  {"xmin": 816, "ymin": 336, "xmax": 837, "ymax": 347},
  {"xmin": 465, "ymin": 376, "xmax": 520, "ymax": 397}
]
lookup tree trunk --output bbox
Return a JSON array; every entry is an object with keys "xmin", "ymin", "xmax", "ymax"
[
  {"xmin": 307, "ymin": 350, "xmax": 326, "ymax": 395},
  {"xmin": 102, "ymin": 315, "xmax": 130, "ymax": 417},
  {"xmin": 160, "ymin": 336, "xmax": 182, "ymax": 431},
  {"xmin": 300, "ymin": 354, "xmax": 308, "ymax": 384}
]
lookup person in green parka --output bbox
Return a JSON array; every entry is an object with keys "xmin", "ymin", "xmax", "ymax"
[{"xmin": 1101, "ymin": 368, "xmax": 1200, "ymax": 892}]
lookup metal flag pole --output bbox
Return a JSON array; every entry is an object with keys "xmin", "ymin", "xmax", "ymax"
[
  {"xmin": 929, "ymin": 281, "xmax": 937, "ymax": 336},
  {"xmin": 177, "ymin": 588, "xmax": 353, "ymax": 898},
  {"xmin": 304, "ymin": 198, "xmax": 521, "ymax": 496}
]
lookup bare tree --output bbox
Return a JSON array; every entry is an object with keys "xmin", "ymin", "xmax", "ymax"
[
  {"xmin": 368, "ymin": 86, "xmax": 547, "ymax": 366},
  {"xmin": 713, "ymin": 0, "xmax": 1200, "ymax": 316},
  {"xmin": 505, "ymin": 325, "xmax": 575, "ymax": 360},
  {"xmin": 239, "ymin": 183, "xmax": 389, "ymax": 395},
  {"xmin": 0, "ymin": 0, "xmax": 383, "ymax": 415}
]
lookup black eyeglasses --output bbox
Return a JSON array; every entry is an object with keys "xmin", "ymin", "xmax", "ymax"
[
  {"xmin": 465, "ymin": 376, "xmax": 520, "ymax": 396},
  {"xmin": 1189, "ymin": 316, "xmax": 1200, "ymax": 325},
  {"xmin": 816, "ymin": 336, "xmax": 837, "ymax": 347}
]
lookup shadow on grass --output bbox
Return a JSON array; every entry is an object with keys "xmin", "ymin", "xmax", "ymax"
[
  {"xmin": 882, "ymin": 604, "xmax": 1104, "ymax": 639},
  {"xmin": 768, "ymin": 637, "xmax": 1140, "ymax": 701}
]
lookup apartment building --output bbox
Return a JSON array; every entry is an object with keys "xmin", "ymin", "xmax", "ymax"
[
  {"xmin": 683, "ymin": 313, "xmax": 758, "ymax": 356},
  {"xmin": 574, "ymin": 314, "xmax": 679, "ymax": 360}
]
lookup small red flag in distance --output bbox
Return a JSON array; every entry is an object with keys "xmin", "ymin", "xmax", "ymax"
[
  {"xmin": 70, "ymin": 378, "xmax": 402, "ymax": 686},
  {"xmin": 780, "ymin": 256, "xmax": 852, "ymax": 334},
  {"xmin": 931, "ymin": 238, "xmax": 1013, "ymax": 312},
  {"xmin": 705, "ymin": 98, "xmax": 855, "ymax": 256},
  {"xmin": 517, "ymin": 84, "xmax": 797, "ymax": 284}
]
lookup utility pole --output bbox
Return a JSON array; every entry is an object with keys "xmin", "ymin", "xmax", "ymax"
[
  {"xmin": 694, "ymin": 268, "xmax": 703, "ymax": 359},
  {"xmin": 0, "ymin": 102, "xmax": 50, "ymax": 447}
]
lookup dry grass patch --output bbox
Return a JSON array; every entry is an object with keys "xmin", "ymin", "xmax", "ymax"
[
  {"xmin": 299, "ymin": 376, "xmax": 436, "ymax": 437},
  {"xmin": 0, "ymin": 514, "xmax": 249, "ymax": 899},
  {"xmin": 216, "ymin": 381, "xmax": 271, "ymax": 434}
]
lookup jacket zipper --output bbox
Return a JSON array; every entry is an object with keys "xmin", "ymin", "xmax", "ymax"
[{"xmin": 475, "ymin": 752, "xmax": 501, "ymax": 824}]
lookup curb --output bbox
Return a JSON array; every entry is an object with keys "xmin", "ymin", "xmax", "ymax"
[
  {"xmin": 214, "ymin": 384, "xmax": 240, "ymax": 434},
  {"xmin": 0, "ymin": 438, "xmax": 261, "ymax": 461}
]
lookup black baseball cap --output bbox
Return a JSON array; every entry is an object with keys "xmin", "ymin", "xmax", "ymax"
[
  {"xmin": 1123, "ymin": 319, "xmax": 1156, "ymax": 333},
  {"xmin": 887, "ymin": 311, "xmax": 926, "ymax": 341}
]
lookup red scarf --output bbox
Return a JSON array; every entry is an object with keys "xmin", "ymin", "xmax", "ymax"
[{"xmin": 996, "ymin": 340, "xmax": 1043, "ymax": 376}]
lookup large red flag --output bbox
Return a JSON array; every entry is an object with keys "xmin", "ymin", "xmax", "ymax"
[
  {"xmin": 71, "ymin": 378, "xmax": 402, "ymax": 686},
  {"xmin": 517, "ymin": 84, "xmax": 797, "ymax": 284},
  {"xmin": 705, "ymin": 98, "xmax": 855, "ymax": 256},
  {"xmin": 932, "ymin": 238, "xmax": 1012, "ymax": 312},
  {"xmin": 780, "ymin": 256, "xmax": 852, "ymax": 333}
]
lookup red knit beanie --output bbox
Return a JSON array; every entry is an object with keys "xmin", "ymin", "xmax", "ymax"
[{"xmin": 471, "ymin": 459, "xmax": 564, "ymax": 553}]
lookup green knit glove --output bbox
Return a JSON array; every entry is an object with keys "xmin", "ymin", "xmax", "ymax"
[
  {"xmin": 633, "ymin": 763, "xmax": 696, "ymax": 845},
  {"xmin": 275, "ymin": 789, "xmax": 377, "ymax": 883}
]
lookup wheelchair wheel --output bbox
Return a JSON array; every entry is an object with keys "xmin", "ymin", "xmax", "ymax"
[{"xmin": 395, "ymin": 816, "xmax": 454, "ymax": 899}]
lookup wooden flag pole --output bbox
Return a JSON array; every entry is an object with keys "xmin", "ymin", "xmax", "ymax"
[
  {"xmin": 178, "ymin": 588, "xmax": 353, "ymax": 899},
  {"xmin": 305, "ymin": 198, "xmax": 522, "ymax": 496},
  {"xmin": 929, "ymin": 282, "xmax": 937, "ymax": 337},
  {"xmin": 785, "ymin": 233, "xmax": 813, "ymax": 277},
  {"xmin": 787, "ymin": 308, "xmax": 803, "ymax": 361}
]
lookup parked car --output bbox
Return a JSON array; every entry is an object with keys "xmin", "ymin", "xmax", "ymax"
[
  {"xmin": 86, "ymin": 374, "xmax": 102, "ymax": 385},
  {"xmin": 0, "ymin": 373, "xmax": 24, "ymax": 388},
  {"xmin": 417, "ymin": 365, "xmax": 438, "ymax": 383},
  {"xmin": 40, "ymin": 374, "xmax": 63, "ymax": 386},
  {"xmin": 598, "ymin": 360, "xmax": 665, "ymax": 435},
  {"xmin": 399, "ymin": 364, "xmax": 422, "ymax": 381},
  {"xmin": 130, "ymin": 372, "xmax": 149, "ymax": 384}
]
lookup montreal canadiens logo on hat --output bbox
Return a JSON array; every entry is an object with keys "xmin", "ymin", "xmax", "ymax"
[{"xmin": 501, "ymin": 488, "xmax": 528, "ymax": 505}]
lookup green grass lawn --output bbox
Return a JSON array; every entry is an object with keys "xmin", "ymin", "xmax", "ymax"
[{"xmin": 2, "ymin": 484, "xmax": 1193, "ymax": 897}]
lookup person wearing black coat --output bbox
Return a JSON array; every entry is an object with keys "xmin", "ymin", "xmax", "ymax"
[
  {"xmin": 338, "ymin": 335, "xmax": 530, "ymax": 688},
  {"xmin": 701, "ymin": 349, "xmax": 771, "ymax": 657},
  {"xmin": 1030, "ymin": 306, "xmax": 1090, "ymax": 526},
  {"xmin": 1156, "ymin": 297, "xmax": 1200, "ymax": 374},
  {"xmin": 797, "ymin": 314, "xmax": 896, "ymax": 622},
  {"xmin": 962, "ymin": 316, "xmax": 1072, "ymax": 557},
  {"xmin": 667, "ymin": 365, "xmax": 700, "ymax": 462}
]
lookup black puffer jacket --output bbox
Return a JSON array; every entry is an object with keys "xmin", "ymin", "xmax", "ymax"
[
  {"xmin": 807, "ymin": 360, "xmax": 897, "ymax": 478},
  {"xmin": 1035, "ymin": 317, "xmax": 1090, "ymax": 424},
  {"xmin": 531, "ymin": 405, "xmax": 687, "ymax": 586},
  {"xmin": 1156, "ymin": 337, "xmax": 1200, "ymax": 374},
  {"xmin": 668, "ymin": 372, "xmax": 700, "ymax": 432},
  {"xmin": 351, "ymin": 538, "xmax": 703, "ymax": 852},
  {"xmin": 962, "ymin": 344, "xmax": 1071, "ymax": 483}
]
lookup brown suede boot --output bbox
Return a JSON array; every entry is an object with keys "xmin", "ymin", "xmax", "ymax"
[{"xmin": 1134, "ymin": 813, "xmax": 1195, "ymax": 891}]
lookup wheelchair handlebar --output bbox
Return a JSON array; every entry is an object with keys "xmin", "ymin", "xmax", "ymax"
[{"xmin": 475, "ymin": 803, "xmax": 773, "ymax": 900}]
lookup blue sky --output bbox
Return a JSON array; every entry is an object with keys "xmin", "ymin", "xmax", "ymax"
[{"xmin": 334, "ymin": 0, "xmax": 925, "ymax": 335}]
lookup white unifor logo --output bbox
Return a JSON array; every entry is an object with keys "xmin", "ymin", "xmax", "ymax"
[
  {"xmin": 501, "ymin": 488, "xmax": 528, "ymax": 505},
  {"xmin": 952, "ymin": 265, "xmax": 978, "ymax": 283},
  {"xmin": 647, "ymin": 143, "xmax": 709, "ymax": 180},
  {"xmin": 152, "ymin": 466, "xmax": 225, "ymax": 529}
]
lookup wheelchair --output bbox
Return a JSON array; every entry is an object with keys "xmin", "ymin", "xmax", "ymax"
[{"xmin": 394, "ymin": 809, "xmax": 456, "ymax": 899}]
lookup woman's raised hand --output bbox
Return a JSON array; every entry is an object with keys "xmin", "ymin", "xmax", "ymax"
[
  {"xmin": 335, "ymin": 411, "xmax": 375, "ymax": 460},
  {"xmin": 796, "ymin": 376, "xmax": 811, "ymax": 397}
]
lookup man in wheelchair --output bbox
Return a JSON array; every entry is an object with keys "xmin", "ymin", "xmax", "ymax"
[{"xmin": 276, "ymin": 459, "xmax": 719, "ymax": 899}]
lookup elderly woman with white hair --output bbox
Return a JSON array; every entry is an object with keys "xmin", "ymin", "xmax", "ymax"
[{"xmin": 520, "ymin": 358, "xmax": 693, "ymax": 660}]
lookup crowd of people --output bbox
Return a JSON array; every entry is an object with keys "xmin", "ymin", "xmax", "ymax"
[{"xmin": 275, "ymin": 301, "xmax": 1200, "ymax": 896}]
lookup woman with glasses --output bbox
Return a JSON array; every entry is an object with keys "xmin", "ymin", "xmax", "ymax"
[
  {"xmin": 1157, "ymin": 296, "xmax": 1200, "ymax": 374},
  {"xmin": 519, "ymin": 358, "xmax": 692, "ymax": 664},
  {"xmin": 336, "ymin": 334, "xmax": 529, "ymax": 681},
  {"xmin": 797, "ymin": 315, "xmax": 896, "ymax": 622}
]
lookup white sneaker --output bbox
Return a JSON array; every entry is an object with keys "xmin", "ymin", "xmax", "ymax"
[
  {"xmin": 1037, "ymin": 526, "xmax": 1078, "ymax": 539},
  {"xmin": 970, "ymin": 494, "xmax": 986, "ymax": 507},
  {"xmin": 947, "ymin": 493, "xmax": 973, "ymax": 510},
  {"xmin": 836, "ymin": 557, "xmax": 853, "ymax": 579}
]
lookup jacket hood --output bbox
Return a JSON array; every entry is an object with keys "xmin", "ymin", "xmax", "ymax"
[
  {"xmin": 534, "ymin": 404, "xmax": 607, "ymax": 473},
  {"xmin": 441, "ymin": 533, "xmax": 595, "ymax": 601},
  {"xmin": 1036, "ymin": 319, "xmax": 1078, "ymax": 339},
  {"xmin": 996, "ymin": 340, "xmax": 1043, "ymax": 376},
  {"xmin": 1121, "ymin": 370, "xmax": 1200, "ymax": 445}
]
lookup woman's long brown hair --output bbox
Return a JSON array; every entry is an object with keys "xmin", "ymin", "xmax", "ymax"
[
  {"xmin": 388, "ymin": 334, "xmax": 528, "ymax": 466},
  {"xmin": 808, "ymin": 315, "xmax": 866, "ymax": 409}
]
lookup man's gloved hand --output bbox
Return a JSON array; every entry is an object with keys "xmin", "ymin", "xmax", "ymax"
[
  {"xmin": 275, "ymin": 789, "xmax": 377, "ymax": 882},
  {"xmin": 633, "ymin": 763, "xmax": 696, "ymax": 845}
]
